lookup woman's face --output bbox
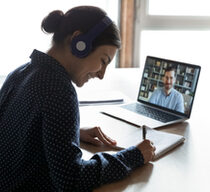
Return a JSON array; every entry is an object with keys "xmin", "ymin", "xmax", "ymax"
[{"xmin": 72, "ymin": 45, "xmax": 117, "ymax": 87}]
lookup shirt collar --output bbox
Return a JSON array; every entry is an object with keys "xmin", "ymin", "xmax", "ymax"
[
  {"xmin": 162, "ymin": 87, "xmax": 175, "ymax": 97},
  {"xmin": 30, "ymin": 49, "xmax": 70, "ymax": 78}
]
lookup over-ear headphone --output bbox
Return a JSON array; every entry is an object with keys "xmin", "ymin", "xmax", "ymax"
[{"xmin": 71, "ymin": 16, "xmax": 112, "ymax": 58}]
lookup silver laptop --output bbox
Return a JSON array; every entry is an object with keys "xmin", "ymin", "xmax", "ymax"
[{"xmin": 102, "ymin": 56, "xmax": 201, "ymax": 128}]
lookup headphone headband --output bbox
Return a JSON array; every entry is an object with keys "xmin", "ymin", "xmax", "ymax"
[
  {"xmin": 86, "ymin": 16, "xmax": 112, "ymax": 40},
  {"xmin": 71, "ymin": 16, "xmax": 112, "ymax": 58}
]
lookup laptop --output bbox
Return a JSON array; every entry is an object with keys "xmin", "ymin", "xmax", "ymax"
[{"xmin": 102, "ymin": 56, "xmax": 201, "ymax": 128}]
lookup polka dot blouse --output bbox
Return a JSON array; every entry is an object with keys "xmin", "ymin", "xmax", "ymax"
[{"xmin": 0, "ymin": 50, "xmax": 144, "ymax": 192}]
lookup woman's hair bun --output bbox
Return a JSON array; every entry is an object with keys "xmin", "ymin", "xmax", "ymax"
[{"xmin": 41, "ymin": 10, "xmax": 64, "ymax": 33}]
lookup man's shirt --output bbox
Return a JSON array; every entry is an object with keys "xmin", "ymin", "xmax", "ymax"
[
  {"xmin": 0, "ymin": 50, "xmax": 144, "ymax": 192},
  {"xmin": 149, "ymin": 87, "xmax": 184, "ymax": 113}
]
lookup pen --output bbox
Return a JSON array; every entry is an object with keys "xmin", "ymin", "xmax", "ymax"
[{"xmin": 142, "ymin": 125, "xmax": 147, "ymax": 140}]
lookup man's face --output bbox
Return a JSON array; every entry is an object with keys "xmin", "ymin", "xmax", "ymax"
[{"xmin": 163, "ymin": 70, "xmax": 176, "ymax": 91}]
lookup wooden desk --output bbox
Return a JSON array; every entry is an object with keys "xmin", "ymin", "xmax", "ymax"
[{"xmin": 77, "ymin": 68, "xmax": 210, "ymax": 192}]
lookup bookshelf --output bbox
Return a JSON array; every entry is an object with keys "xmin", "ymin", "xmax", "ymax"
[{"xmin": 139, "ymin": 57, "xmax": 199, "ymax": 101}]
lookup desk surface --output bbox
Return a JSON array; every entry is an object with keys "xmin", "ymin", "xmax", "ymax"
[{"xmin": 77, "ymin": 68, "xmax": 210, "ymax": 192}]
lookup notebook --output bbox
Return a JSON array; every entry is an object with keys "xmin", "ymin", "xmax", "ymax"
[
  {"xmin": 112, "ymin": 126, "xmax": 185, "ymax": 160},
  {"xmin": 78, "ymin": 91, "xmax": 124, "ymax": 106},
  {"xmin": 102, "ymin": 56, "xmax": 201, "ymax": 128}
]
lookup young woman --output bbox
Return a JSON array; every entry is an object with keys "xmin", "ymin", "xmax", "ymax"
[{"xmin": 0, "ymin": 6, "xmax": 155, "ymax": 192}]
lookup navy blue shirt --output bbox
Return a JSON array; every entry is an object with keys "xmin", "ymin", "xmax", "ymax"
[{"xmin": 0, "ymin": 50, "xmax": 144, "ymax": 192}]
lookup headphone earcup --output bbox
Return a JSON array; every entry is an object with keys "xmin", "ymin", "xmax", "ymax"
[
  {"xmin": 71, "ymin": 35, "xmax": 92, "ymax": 58},
  {"xmin": 70, "ymin": 16, "xmax": 112, "ymax": 58}
]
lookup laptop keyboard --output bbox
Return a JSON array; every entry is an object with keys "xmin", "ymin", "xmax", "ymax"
[{"xmin": 121, "ymin": 103, "xmax": 181, "ymax": 123}]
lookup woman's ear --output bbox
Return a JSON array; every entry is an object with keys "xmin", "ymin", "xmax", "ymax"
[
  {"xmin": 66, "ymin": 31, "xmax": 82, "ymax": 44},
  {"xmin": 67, "ymin": 30, "xmax": 90, "ymax": 58}
]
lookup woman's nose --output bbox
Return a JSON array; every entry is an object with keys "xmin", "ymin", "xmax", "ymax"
[{"xmin": 97, "ymin": 70, "xmax": 105, "ymax": 80}]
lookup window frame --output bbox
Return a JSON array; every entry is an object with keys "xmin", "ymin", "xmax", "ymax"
[
  {"xmin": 118, "ymin": 0, "xmax": 135, "ymax": 68},
  {"xmin": 140, "ymin": 0, "xmax": 210, "ymax": 30}
]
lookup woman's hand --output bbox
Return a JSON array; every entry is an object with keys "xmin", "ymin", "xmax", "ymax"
[
  {"xmin": 80, "ymin": 126, "xmax": 117, "ymax": 147},
  {"xmin": 136, "ymin": 139, "xmax": 156, "ymax": 164}
]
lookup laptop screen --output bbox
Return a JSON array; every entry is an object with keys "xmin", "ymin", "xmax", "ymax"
[{"xmin": 138, "ymin": 56, "xmax": 201, "ymax": 118}]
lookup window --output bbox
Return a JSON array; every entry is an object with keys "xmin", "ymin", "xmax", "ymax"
[
  {"xmin": 0, "ymin": 0, "xmax": 119, "ymax": 76},
  {"xmin": 134, "ymin": 0, "xmax": 210, "ymax": 70},
  {"xmin": 149, "ymin": 0, "xmax": 210, "ymax": 16}
]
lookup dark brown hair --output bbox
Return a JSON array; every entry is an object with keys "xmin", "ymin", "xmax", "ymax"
[
  {"xmin": 165, "ymin": 66, "xmax": 176, "ymax": 73},
  {"xmin": 41, "ymin": 6, "xmax": 121, "ymax": 51}
]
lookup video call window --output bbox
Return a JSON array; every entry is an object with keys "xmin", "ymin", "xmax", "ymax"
[{"xmin": 138, "ymin": 57, "xmax": 200, "ymax": 115}]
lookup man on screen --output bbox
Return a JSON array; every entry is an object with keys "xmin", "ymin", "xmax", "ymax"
[{"xmin": 149, "ymin": 67, "xmax": 184, "ymax": 113}]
